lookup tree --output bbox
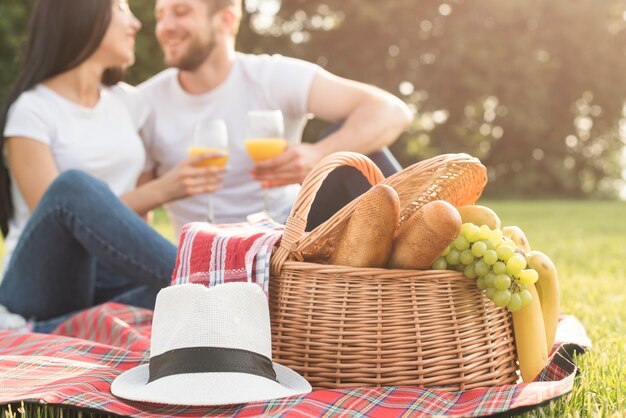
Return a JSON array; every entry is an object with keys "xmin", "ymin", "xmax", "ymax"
[
  {"xmin": 1, "ymin": 0, "xmax": 625, "ymax": 197},
  {"xmin": 258, "ymin": 0, "xmax": 626, "ymax": 197},
  {"xmin": 0, "ymin": 0, "xmax": 33, "ymax": 99}
]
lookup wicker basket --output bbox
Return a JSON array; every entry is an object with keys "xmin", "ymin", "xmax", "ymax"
[{"xmin": 269, "ymin": 152, "xmax": 519, "ymax": 390}]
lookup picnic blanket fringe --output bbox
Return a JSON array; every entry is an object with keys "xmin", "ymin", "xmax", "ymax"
[{"xmin": 0, "ymin": 303, "xmax": 589, "ymax": 418}]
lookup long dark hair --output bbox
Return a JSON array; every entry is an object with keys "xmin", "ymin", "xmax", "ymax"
[{"xmin": 0, "ymin": 0, "xmax": 122, "ymax": 237}]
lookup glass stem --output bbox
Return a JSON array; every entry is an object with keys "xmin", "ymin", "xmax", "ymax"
[
  {"xmin": 263, "ymin": 187, "xmax": 271, "ymax": 218},
  {"xmin": 207, "ymin": 193, "xmax": 215, "ymax": 224}
]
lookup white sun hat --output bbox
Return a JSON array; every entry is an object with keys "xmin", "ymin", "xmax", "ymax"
[{"xmin": 111, "ymin": 283, "xmax": 311, "ymax": 405}]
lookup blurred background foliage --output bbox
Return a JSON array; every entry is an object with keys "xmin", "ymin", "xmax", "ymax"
[{"xmin": 1, "ymin": 0, "xmax": 626, "ymax": 198}]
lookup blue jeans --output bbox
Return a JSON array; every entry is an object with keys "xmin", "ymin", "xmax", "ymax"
[
  {"xmin": 0, "ymin": 170, "xmax": 177, "ymax": 333},
  {"xmin": 307, "ymin": 148, "xmax": 402, "ymax": 231}
]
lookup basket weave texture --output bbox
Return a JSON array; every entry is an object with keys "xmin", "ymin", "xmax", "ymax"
[{"xmin": 270, "ymin": 152, "xmax": 518, "ymax": 390}]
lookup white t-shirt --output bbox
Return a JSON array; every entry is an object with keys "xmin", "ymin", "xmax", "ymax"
[
  {"xmin": 2, "ymin": 83, "xmax": 148, "ymax": 274},
  {"xmin": 138, "ymin": 53, "xmax": 319, "ymax": 237}
]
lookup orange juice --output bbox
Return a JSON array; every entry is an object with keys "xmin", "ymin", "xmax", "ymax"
[
  {"xmin": 244, "ymin": 138, "xmax": 287, "ymax": 162},
  {"xmin": 188, "ymin": 146, "xmax": 229, "ymax": 167}
]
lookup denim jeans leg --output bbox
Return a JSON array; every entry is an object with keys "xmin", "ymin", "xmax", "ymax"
[
  {"xmin": 94, "ymin": 263, "xmax": 162, "ymax": 309},
  {"xmin": 0, "ymin": 215, "xmax": 97, "ymax": 321},
  {"xmin": 0, "ymin": 170, "xmax": 176, "ymax": 325},
  {"xmin": 30, "ymin": 264, "xmax": 162, "ymax": 335},
  {"xmin": 33, "ymin": 311, "xmax": 81, "ymax": 334},
  {"xmin": 307, "ymin": 148, "xmax": 402, "ymax": 231}
]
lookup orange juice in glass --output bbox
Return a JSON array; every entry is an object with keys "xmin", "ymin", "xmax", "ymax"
[
  {"xmin": 245, "ymin": 110, "xmax": 285, "ymax": 218},
  {"xmin": 244, "ymin": 138, "xmax": 286, "ymax": 162},
  {"xmin": 188, "ymin": 146, "xmax": 229, "ymax": 167},
  {"xmin": 190, "ymin": 119, "xmax": 229, "ymax": 223}
]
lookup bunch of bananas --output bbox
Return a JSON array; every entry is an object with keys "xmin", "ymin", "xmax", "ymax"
[{"xmin": 456, "ymin": 205, "xmax": 561, "ymax": 383}]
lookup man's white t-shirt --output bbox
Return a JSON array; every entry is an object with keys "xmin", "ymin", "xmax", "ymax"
[
  {"xmin": 2, "ymin": 83, "xmax": 148, "ymax": 274},
  {"xmin": 138, "ymin": 53, "xmax": 320, "ymax": 237}
]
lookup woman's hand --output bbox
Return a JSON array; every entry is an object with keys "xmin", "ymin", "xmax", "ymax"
[
  {"xmin": 156, "ymin": 151, "xmax": 226, "ymax": 202},
  {"xmin": 123, "ymin": 151, "xmax": 226, "ymax": 216}
]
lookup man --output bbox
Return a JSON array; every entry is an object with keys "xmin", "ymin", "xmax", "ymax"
[{"xmin": 139, "ymin": 0, "xmax": 413, "ymax": 237}]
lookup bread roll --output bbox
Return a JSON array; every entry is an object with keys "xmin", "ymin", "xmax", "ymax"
[
  {"xmin": 329, "ymin": 184, "xmax": 400, "ymax": 268},
  {"xmin": 388, "ymin": 200, "xmax": 461, "ymax": 269}
]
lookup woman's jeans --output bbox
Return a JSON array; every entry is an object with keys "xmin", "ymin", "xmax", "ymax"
[{"xmin": 0, "ymin": 170, "xmax": 177, "ymax": 333}]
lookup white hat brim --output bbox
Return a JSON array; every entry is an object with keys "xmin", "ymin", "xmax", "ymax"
[{"xmin": 111, "ymin": 362, "xmax": 312, "ymax": 406}]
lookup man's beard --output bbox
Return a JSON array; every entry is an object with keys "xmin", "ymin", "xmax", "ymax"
[{"xmin": 168, "ymin": 31, "xmax": 216, "ymax": 71}]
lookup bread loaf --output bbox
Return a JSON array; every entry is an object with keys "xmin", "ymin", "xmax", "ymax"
[
  {"xmin": 329, "ymin": 184, "xmax": 400, "ymax": 268},
  {"xmin": 388, "ymin": 200, "xmax": 461, "ymax": 269}
]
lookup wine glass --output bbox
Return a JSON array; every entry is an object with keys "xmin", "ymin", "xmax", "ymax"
[
  {"xmin": 244, "ymin": 110, "xmax": 286, "ymax": 218},
  {"xmin": 188, "ymin": 118, "xmax": 229, "ymax": 223}
]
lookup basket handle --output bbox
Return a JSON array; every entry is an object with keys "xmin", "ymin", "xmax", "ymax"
[{"xmin": 272, "ymin": 152, "xmax": 385, "ymax": 270}]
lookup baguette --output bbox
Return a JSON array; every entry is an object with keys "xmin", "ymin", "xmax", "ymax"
[
  {"xmin": 329, "ymin": 184, "xmax": 400, "ymax": 268},
  {"xmin": 388, "ymin": 200, "xmax": 461, "ymax": 269}
]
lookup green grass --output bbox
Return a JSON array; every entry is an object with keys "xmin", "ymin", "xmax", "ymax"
[
  {"xmin": 151, "ymin": 207, "xmax": 175, "ymax": 242},
  {"xmin": 1, "ymin": 201, "xmax": 625, "ymax": 417},
  {"xmin": 487, "ymin": 200, "xmax": 626, "ymax": 418}
]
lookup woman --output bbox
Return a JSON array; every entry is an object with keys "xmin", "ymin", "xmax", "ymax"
[{"xmin": 0, "ymin": 0, "xmax": 223, "ymax": 333}]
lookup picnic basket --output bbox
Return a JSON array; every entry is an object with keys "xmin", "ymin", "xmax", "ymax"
[{"xmin": 269, "ymin": 152, "xmax": 519, "ymax": 390}]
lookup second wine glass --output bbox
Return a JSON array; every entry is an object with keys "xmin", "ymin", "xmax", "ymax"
[
  {"xmin": 244, "ymin": 110, "xmax": 286, "ymax": 219},
  {"xmin": 189, "ymin": 118, "xmax": 229, "ymax": 223}
]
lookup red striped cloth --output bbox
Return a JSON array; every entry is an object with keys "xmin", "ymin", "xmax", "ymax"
[
  {"xmin": 170, "ymin": 217, "xmax": 284, "ymax": 294},
  {"xmin": 0, "ymin": 218, "xmax": 593, "ymax": 416},
  {"xmin": 0, "ymin": 305, "xmax": 589, "ymax": 417}
]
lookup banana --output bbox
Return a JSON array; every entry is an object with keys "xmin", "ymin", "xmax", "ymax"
[
  {"xmin": 526, "ymin": 250, "xmax": 560, "ymax": 353},
  {"xmin": 502, "ymin": 225, "xmax": 531, "ymax": 253},
  {"xmin": 457, "ymin": 205, "xmax": 501, "ymax": 230},
  {"xmin": 511, "ymin": 283, "xmax": 549, "ymax": 382}
]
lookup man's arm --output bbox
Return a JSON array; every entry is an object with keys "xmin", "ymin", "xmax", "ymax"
[
  {"xmin": 252, "ymin": 70, "xmax": 413, "ymax": 187},
  {"xmin": 307, "ymin": 70, "xmax": 413, "ymax": 155}
]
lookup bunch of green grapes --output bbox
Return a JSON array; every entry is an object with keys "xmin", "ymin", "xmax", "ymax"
[{"xmin": 432, "ymin": 223, "xmax": 537, "ymax": 312}]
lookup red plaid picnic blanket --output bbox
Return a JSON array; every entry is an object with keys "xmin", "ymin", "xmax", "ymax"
[
  {"xmin": 0, "ymin": 303, "xmax": 589, "ymax": 417},
  {"xmin": 170, "ymin": 218, "xmax": 284, "ymax": 294}
]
